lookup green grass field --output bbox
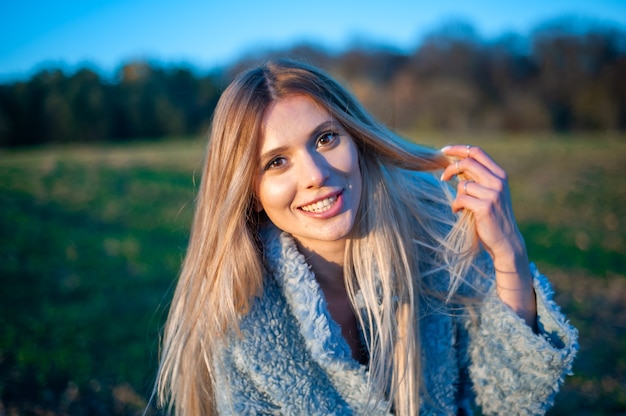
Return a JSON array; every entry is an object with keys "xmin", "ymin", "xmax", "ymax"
[{"xmin": 1, "ymin": 134, "xmax": 624, "ymax": 415}]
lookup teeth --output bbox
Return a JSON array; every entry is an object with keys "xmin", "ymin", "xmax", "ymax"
[{"xmin": 301, "ymin": 196, "xmax": 337, "ymax": 213}]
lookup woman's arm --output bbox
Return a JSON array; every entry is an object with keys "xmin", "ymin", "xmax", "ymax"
[{"xmin": 440, "ymin": 144, "xmax": 536, "ymax": 327}]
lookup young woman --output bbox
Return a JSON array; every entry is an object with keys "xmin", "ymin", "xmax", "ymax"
[{"xmin": 154, "ymin": 59, "xmax": 578, "ymax": 415}]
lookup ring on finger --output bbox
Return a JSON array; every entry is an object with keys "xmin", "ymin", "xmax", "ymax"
[
  {"xmin": 455, "ymin": 160, "xmax": 460, "ymax": 174},
  {"xmin": 463, "ymin": 180, "xmax": 475, "ymax": 194},
  {"xmin": 466, "ymin": 145, "xmax": 472, "ymax": 157}
]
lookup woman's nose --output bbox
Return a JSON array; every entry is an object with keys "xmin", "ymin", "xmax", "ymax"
[{"xmin": 300, "ymin": 152, "xmax": 330, "ymax": 189}]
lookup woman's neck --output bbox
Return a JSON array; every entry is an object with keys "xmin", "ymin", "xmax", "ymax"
[{"xmin": 295, "ymin": 239, "xmax": 346, "ymax": 291}]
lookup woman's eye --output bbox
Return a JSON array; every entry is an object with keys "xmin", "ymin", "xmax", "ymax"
[
  {"xmin": 317, "ymin": 131, "xmax": 339, "ymax": 147},
  {"xmin": 265, "ymin": 157, "xmax": 286, "ymax": 170}
]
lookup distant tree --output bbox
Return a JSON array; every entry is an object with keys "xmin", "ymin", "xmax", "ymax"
[
  {"xmin": 532, "ymin": 18, "xmax": 626, "ymax": 130},
  {"xmin": 66, "ymin": 68, "xmax": 109, "ymax": 142}
]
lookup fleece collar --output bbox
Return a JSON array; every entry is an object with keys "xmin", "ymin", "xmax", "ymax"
[{"xmin": 261, "ymin": 225, "xmax": 390, "ymax": 413}]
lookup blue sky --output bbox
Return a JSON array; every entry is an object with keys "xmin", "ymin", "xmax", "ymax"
[{"xmin": 2, "ymin": 0, "xmax": 626, "ymax": 82}]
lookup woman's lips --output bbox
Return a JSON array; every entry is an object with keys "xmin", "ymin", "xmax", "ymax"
[
  {"xmin": 298, "ymin": 191, "xmax": 344, "ymax": 218},
  {"xmin": 300, "ymin": 195, "xmax": 339, "ymax": 213}
]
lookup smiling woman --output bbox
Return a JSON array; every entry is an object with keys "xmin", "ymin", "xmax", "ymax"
[{"xmin": 152, "ymin": 59, "xmax": 578, "ymax": 415}]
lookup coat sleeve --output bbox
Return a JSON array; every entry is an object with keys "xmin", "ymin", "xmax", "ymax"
[{"xmin": 466, "ymin": 263, "xmax": 578, "ymax": 416}]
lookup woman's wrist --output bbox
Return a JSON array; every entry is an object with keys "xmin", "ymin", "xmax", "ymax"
[
  {"xmin": 491, "ymin": 239, "xmax": 537, "ymax": 327},
  {"xmin": 491, "ymin": 231, "xmax": 532, "ymax": 275}
]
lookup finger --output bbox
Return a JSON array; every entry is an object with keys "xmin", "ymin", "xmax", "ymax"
[
  {"xmin": 457, "ymin": 179, "xmax": 500, "ymax": 200},
  {"xmin": 451, "ymin": 185, "xmax": 500, "ymax": 214},
  {"xmin": 452, "ymin": 180, "xmax": 479, "ymax": 212},
  {"xmin": 461, "ymin": 179, "xmax": 475, "ymax": 196},
  {"xmin": 441, "ymin": 157, "xmax": 505, "ymax": 191},
  {"xmin": 440, "ymin": 145, "xmax": 506, "ymax": 179},
  {"xmin": 451, "ymin": 191, "xmax": 486, "ymax": 213}
]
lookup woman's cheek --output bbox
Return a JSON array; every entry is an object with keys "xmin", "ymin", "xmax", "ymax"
[{"xmin": 258, "ymin": 176, "xmax": 295, "ymax": 212}]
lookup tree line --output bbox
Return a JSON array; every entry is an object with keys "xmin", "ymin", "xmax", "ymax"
[{"xmin": 1, "ymin": 18, "xmax": 625, "ymax": 148}]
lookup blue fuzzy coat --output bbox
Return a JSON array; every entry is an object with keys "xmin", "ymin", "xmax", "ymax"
[{"xmin": 213, "ymin": 226, "xmax": 578, "ymax": 415}]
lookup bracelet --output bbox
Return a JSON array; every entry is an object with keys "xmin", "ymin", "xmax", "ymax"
[
  {"xmin": 494, "ymin": 268, "xmax": 520, "ymax": 274},
  {"xmin": 495, "ymin": 284, "xmax": 534, "ymax": 292}
]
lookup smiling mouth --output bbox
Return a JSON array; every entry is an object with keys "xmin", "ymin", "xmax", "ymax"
[{"xmin": 300, "ymin": 196, "xmax": 338, "ymax": 213}]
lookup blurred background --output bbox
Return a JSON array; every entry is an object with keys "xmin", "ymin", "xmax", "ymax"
[{"xmin": 1, "ymin": 0, "xmax": 625, "ymax": 414}]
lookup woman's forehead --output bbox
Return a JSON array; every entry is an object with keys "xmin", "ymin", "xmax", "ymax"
[{"xmin": 261, "ymin": 95, "xmax": 332, "ymax": 134}]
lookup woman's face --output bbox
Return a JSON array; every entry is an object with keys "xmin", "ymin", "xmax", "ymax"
[{"xmin": 255, "ymin": 94, "xmax": 362, "ymax": 254}]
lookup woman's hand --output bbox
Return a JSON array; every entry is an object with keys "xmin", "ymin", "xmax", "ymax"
[{"xmin": 440, "ymin": 145, "xmax": 537, "ymax": 328}]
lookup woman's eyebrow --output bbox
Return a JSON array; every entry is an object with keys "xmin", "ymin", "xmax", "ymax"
[
  {"xmin": 259, "ymin": 145, "xmax": 289, "ymax": 165},
  {"xmin": 309, "ymin": 119, "xmax": 338, "ymax": 139}
]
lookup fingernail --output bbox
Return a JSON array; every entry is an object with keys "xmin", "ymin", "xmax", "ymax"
[{"xmin": 440, "ymin": 145, "xmax": 451, "ymax": 153}]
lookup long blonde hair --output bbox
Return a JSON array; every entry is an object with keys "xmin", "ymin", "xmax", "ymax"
[{"xmin": 155, "ymin": 59, "xmax": 480, "ymax": 415}]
